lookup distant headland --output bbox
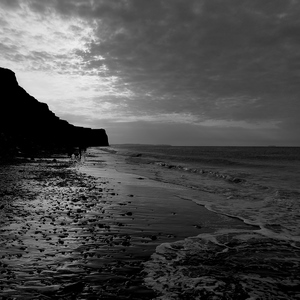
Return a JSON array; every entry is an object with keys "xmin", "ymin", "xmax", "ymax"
[{"xmin": 0, "ymin": 67, "xmax": 109, "ymax": 158}]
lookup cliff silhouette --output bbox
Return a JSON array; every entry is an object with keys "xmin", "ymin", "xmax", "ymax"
[{"xmin": 0, "ymin": 67, "xmax": 109, "ymax": 158}]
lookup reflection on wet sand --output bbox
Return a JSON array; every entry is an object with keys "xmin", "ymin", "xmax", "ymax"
[
  {"xmin": 0, "ymin": 160, "xmax": 154, "ymax": 299},
  {"xmin": 0, "ymin": 154, "xmax": 252, "ymax": 299}
]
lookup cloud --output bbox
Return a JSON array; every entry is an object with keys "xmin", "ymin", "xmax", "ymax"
[
  {"xmin": 0, "ymin": 0, "xmax": 20, "ymax": 9},
  {"xmin": 0, "ymin": 3, "xmax": 94, "ymax": 70},
  {"xmin": 69, "ymin": 0, "xmax": 300, "ymax": 125},
  {"xmin": 1, "ymin": 0, "xmax": 300, "ymax": 145}
]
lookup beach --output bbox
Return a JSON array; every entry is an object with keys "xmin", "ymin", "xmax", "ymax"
[{"xmin": 1, "ymin": 147, "xmax": 300, "ymax": 299}]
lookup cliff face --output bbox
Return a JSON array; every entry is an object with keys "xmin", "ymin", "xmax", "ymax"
[{"xmin": 0, "ymin": 67, "xmax": 109, "ymax": 157}]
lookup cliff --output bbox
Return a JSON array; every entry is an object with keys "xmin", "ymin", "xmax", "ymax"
[{"xmin": 0, "ymin": 67, "xmax": 109, "ymax": 157}]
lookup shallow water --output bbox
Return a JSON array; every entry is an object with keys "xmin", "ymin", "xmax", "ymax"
[
  {"xmin": 0, "ymin": 154, "xmax": 254, "ymax": 299},
  {"xmin": 144, "ymin": 230, "xmax": 300, "ymax": 300},
  {"xmin": 110, "ymin": 145, "xmax": 300, "ymax": 239},
  {"xmin": 107, "ymin": 145, "xmax": 300, "ymax": 299}
]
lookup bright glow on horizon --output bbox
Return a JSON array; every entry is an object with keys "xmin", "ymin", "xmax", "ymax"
[
  {"xmin": 0, "ymin": 2, "xmax": 130, "ymax": 121},
  {"xmin": 0, "ymin": 0, "xmax": 299, "ymax": 146}
]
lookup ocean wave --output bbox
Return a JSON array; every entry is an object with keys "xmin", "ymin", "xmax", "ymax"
[
  {"xmin": 91, "ymin": 146, "xmax": 300, "ymax": 298},
  {"xmin": 99, "ymin": 146, "xmax": 300, "ymax": 239},
  {"xmin": 180, "ymin": 188, "xmax": 300, "ymax": 242},
  {"xmin": 143, "ymin": 229, "xmax": 300, "ymax": 300}
]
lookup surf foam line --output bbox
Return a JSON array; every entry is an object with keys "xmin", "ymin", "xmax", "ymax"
[
  {"xmin": 135, "ymin": 161, "xmax": 300, "ymax": 243},
  {"xmin": 91, "ymin": 147, "xmax": 300, "ymax": 243},
  {"xmin": 105, "ymin": 147, "xmax": 300, "ymax": 243},
  {"xmin": 101, "ymin": 146, "xmax": 248, "ymax": 184},
  {"xmin": 177, "ymin": 194, "xmax": 300, "ymax": 245},
  {"xmin": 143, "ymin": 229, "xmax": 300, "ymax": 300}
]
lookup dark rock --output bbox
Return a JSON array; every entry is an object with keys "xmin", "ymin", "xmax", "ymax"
[
  {"xmin": 131, "ymin": 153, "xmax": 142, "ymax": 157},
  {"xmin": 0, "ymin": 67, "xmax": 109, "ymax": 158},
  {"xmin": 230, "ymin": 177, "xmax": 245, "ymax": 184},
  {"xmin": 193, "ymin": 224, "xmax": 202, "ymax": 229}
]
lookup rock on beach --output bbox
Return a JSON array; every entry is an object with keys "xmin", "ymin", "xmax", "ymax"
[{"xmin": 0, "ymin": 158, "xmax": 156, "ymax": 299}]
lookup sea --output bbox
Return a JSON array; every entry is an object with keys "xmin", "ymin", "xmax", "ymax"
[{"xmin": 109, "ymin": 144, "xmax": 300, "ymax": 299}]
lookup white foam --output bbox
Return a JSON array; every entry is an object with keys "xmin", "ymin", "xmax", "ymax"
[
  {"xmin": 144, "ymin": 229, "xmax": 300, "ymax": 299},
  {"xmin": 177, "ymin": 187, "xmax": 300, "ymax": 242}
]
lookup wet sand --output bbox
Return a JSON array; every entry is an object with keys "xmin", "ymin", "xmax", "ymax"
[{"xmin": 0, "ymin": 151, "xmax": 253, "ymax": 299}]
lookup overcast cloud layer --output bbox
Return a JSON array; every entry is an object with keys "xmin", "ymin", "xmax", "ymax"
[{"xmin": 1, "ymin": 0, "xmax": 299, "ymax": 145}]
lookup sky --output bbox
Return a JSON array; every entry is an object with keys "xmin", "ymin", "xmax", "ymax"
[{"xmin": 0, "ymin": 0, "xmax": 300, "ymax": 146}]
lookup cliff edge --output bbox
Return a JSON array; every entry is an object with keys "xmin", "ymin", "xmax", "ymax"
[{"xmin": 0, "ymin": 67, "xmax": 109, "ymax": 157}]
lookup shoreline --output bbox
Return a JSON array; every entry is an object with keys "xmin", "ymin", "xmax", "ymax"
[
  {"xmin": 2, "ymin": 148, "xmax": 299, "ymax": 299},
  {"xmin": 0, "ymin": 150, "xmax": 253, "ymax": 299},
  {"xmin": 81, "ymin": 148, "xmax": 300, "ymax": 299},
  {"xmin": 103, "ymin": 146, "xmax": 300, "ymax": 241}
]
